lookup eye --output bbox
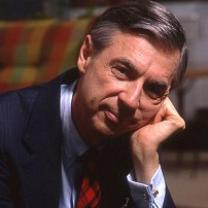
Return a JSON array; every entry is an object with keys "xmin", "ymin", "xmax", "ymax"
[
  {"xmin": 144, "ymin": 82, "xmax": 169, "ymax": 100},
  {"xmin": 111, "ymin": 65, "xmax": 129, "ymax": 80}
]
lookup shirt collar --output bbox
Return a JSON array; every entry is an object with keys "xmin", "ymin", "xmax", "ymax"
[{"xmin": 60, "ymin": 81, "xmax": 88, "ymax": 165}]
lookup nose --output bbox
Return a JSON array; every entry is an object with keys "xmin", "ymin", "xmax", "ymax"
[{"xmin": 118, "ymin": 81, "xmax": 142, "ymax": 110}]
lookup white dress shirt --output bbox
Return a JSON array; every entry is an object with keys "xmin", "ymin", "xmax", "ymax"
[{"xmin": 59, "ymin": 82, "xmax": 166, "ymax": 208}]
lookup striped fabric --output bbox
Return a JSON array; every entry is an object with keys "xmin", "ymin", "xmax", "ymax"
[
  {"xmin": 0, "ymin": 18, "xmax": 90, "ymax": 92},
  {"xmin": 76, "ymin": 149, "xmax": 102, "ymax": 208}
]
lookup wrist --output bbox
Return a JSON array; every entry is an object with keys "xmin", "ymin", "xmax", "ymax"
[{"xmin": 132, "ymin": 151, "xmax": 159, "ymax": 184}]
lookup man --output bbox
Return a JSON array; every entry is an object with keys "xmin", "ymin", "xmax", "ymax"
[{"xmin": 0, "ymin": 1, "xmax": 188, "ymax": 208}]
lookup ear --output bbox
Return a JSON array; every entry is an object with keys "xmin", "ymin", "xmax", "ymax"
[{"xmin": 77, "ymin": 34, "xmax": 94, "ymax": 74}]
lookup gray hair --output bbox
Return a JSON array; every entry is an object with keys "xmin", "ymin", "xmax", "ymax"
[{"xmin": 88, "ymin": 0, "xmax": 188, "ymax": 88}]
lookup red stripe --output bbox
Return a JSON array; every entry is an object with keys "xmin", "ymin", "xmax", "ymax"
[
  {"xmin": 3, "ymin": 22, "xmax": 24, "ymax": 65},
  {"xmin": 41, "ymin": 22, "xmax": 73, "ymax": 81}
]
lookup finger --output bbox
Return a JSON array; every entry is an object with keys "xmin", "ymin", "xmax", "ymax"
[
  {"xmin": 154, "ymin": 97, "xmax": 185, "ymax": 129},
  {"xmin": 153, "ymin": 98, "xmax": 170, "ymax": 123}
]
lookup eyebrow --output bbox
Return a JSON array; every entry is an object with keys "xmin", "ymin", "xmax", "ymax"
[
  {"xmin": 109, "ymin": 58, "xmax": 138, "ymax": 75},
  {"xmin": 148, "ymin": 79, "xmax": 170, "ymax": 91},
  {"xmin": 147, "ymin": 79, "xmax": 168, "ymax": 87},
  {"xmin": 146, "ymin": 80, "xmax": 170, "ymax": 95}
]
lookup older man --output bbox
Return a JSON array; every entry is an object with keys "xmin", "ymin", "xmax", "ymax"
[{"xmin": 0, "ymin": 1, "xmax": 187, "ymax": 208}]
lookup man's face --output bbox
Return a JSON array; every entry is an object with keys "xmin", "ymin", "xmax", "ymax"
[{"xmin": 73, "ymin": 32, "xmax": 180, "ymax": 144}]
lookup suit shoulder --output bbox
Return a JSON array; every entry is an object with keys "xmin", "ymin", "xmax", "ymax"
[
  {"xmin": 0, "ymin": 86, "xmax": 40, "ymax": 147},
  {"xmin": 0, "ymin": 86, "xmax": 40, "ymax": 111}
]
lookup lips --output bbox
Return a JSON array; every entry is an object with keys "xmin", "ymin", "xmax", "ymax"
[
  {"xmin": 105, "ymin": 109, "xmax": 138, "ymax": 124},
  {"xmin": 104, "ymin": 110, "xmax": 119, "ymax": 123},
  {"xmin": 104, "ymin": 108, "xmax": 144, "ymax": 131}
]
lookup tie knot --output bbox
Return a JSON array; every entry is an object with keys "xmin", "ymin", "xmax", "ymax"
[
  {"xmin": 81, "ymin": 148, "xmax": 98, "ymax": 161},
  {"xmin": 80, "ymin": 148, "xmax": 99, "ymax": 173}
]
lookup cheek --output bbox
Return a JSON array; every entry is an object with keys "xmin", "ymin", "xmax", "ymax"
[
  {"xmin": 142, "ymin": 109, "xmax": 159, "ymax": 121},
  {"xmin": 140, "ymin": 100, "xmax": 162, "ymax": 122},
  {"xmin": 80, "ymin": 75, "xmax": 110, "ymax": 113}
]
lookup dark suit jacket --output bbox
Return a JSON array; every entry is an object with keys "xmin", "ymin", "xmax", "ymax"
[{"xmin": 0, "ymin": 68, "xmax": 175, "ymax": 208}]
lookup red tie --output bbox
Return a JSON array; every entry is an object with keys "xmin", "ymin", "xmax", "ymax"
[{"xmin": 76, "ymin": 150, "xmax": 101, "ymax": 208}]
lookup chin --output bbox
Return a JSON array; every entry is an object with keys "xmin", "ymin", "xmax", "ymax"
[{"xmin": 91, "ymin": 121, "xmax": 121, "ymax": 141}]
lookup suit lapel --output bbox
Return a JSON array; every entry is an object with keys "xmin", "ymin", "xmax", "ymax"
[{"xmin": 20, "ymin": 69, "xmax": 79, "ymax": 208}]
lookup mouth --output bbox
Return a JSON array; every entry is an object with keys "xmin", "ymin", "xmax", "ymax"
[
  {"xmin": 104, "ymin": 110, "xmax": 119, "ymax": 124},
  {"xmin": 104, "ymin": 110, "xmax": 144, "ymax": 135},
  {"xmin": 104, "ymin": 110, "xmax": 141, "ymax": 128}
]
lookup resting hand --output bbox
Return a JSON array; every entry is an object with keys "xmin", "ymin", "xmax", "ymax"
[{"xmin": 130, "ymin": 98, "xmax": 185, "ymax": 183}]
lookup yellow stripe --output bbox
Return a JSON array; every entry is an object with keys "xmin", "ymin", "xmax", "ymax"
[
  {"xmin": 61, "ymin": 19, "xmax": 90, "ymax": 71},
  {"xmin": 20, "ymin": 66, "xmax": 39, "ymax": 83},
  {"xmin": 26, "ymin": 20, "xmax": 55, "ymax": 64},
  {"xmin": 0, "ymin": 67, "xmax": 12, "ymax": 83}
]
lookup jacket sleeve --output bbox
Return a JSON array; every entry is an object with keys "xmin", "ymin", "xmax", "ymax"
[
  {"xmin": 163, "ymin": 187, "xmax": 176, "ymax": 208},
  {"xmin": 0, "ymin": 152, "xmax": 16, "ymax": 208},
  {"xmin": 0, "ymin": 91, "xmax": 29, "ymax": 208}
]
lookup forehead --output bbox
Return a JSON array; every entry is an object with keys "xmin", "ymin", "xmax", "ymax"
[{"xmin": 99, "ymin": 32, "xmax": 180, "ymax": 82}]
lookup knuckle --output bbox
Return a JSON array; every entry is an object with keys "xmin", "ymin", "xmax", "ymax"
[
  {"xmin": 170, "ymin": 116, "xmax": 185, "ymax": 130},
  {"xmin": 176, "ymin": 117, "xmax": 186, "ymax": 129}
]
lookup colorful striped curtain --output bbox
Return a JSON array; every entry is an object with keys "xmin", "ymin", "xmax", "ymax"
[{"xmin": 0, "ymin": 18, "xmax": 90, "ymax": 92}]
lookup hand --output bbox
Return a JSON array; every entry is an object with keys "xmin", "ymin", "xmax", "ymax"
[{"xmin": 130, "ymin": 98, "xmax": 185, "ymax": 183}]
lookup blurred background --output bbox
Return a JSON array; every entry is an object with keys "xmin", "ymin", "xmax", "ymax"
[{"xmin": 0, "ymin": 0, "xmax": 207, "ymax": 207}]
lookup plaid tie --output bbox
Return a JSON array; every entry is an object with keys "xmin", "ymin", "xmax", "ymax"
[{"xmin": 76, "ymin": 149, "xmax": 101, "ymax": 208}]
